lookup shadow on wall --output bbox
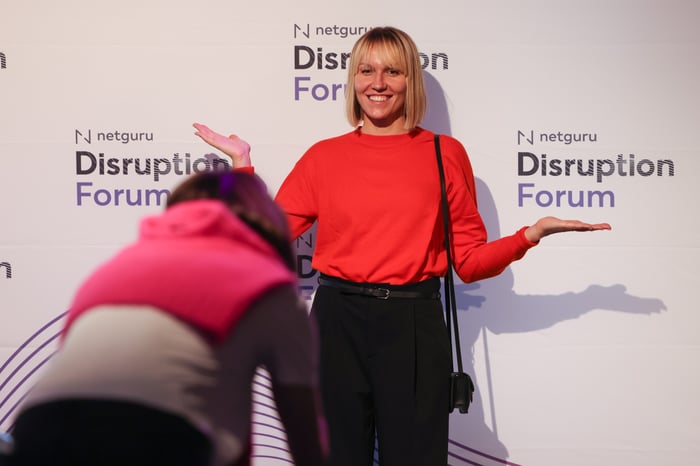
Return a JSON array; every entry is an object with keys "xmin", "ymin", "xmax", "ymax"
[
  {"xmin": 422, "ymin": 71, "xmax": 666, "ymax": 465},
  {"xmin": 445, "ymin": 178, "xmax": 666, "ymax": 464}
]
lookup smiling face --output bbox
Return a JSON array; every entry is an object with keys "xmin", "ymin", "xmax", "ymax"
[
  {"xmin": 353, "ymin": 47, "xmax": 408, "ymax": 135},
  {"xmin": 345, "ymin": 27, "xmax": 426, "ymax": 134}
]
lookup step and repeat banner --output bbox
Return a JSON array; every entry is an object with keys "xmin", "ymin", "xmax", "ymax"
[{"xmin": 1, "ymin": 1, "xmax": 698, "ymax": 465}]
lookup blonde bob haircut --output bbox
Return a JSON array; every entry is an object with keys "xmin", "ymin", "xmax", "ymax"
[{"xmin": 345, "ymin": 27, "xmax": 427, "ymax": 130}]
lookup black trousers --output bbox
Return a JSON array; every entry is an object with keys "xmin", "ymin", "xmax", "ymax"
[
  {"xmin": 312, "ymin": 276, "xmax": 451, "ymax": 466},
  {"xmin": 9, "ymin": 399, "xmax": 212, "ymax": 466}
]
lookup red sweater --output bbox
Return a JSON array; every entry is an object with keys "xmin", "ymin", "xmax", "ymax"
[{"xmin": 275, "ymin": 128, "xmax": 536, "ymax": 285}]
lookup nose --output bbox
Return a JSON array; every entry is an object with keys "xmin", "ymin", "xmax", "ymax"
[{"xmin": 371, "ymin": 72, "xmax": 386, "ymax": 90}]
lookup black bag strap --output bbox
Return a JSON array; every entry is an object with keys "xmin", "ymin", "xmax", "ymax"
[{"xmin": 434, "ymin": 134, "xmax": 464, "ymax": 374}]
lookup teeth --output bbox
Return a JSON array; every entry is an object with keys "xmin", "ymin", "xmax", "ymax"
[{"xmin": 369, "ymin": 96, "xmax": 388, "ymax": 102}]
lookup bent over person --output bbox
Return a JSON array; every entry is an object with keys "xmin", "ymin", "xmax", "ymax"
[{"xmin": 5, "ymin": 171, "xmax": 327, "ymax": 466}]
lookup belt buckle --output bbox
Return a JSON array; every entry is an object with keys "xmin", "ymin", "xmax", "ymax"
[{"xmin": 376, "ymin": 288, "xmax": 390, "ymax": 299}]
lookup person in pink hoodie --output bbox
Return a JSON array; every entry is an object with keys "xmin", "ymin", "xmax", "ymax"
[{"xmin": 5, "ymin": 171, "xmax": 327, "ymax": 466}]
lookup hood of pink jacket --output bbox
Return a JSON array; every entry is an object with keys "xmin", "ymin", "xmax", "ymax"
[{"xmin": 65, "ymin": 200, "xmax": 296, "ymax": 343}]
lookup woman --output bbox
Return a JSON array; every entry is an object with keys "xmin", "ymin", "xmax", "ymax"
[
  {"xmin": 7, "ymin": 171, "xmax": 327, "ymax": 466},
  {"xmin": 193, "ymin": 27, "xmax": 610, "ymax": 466}
]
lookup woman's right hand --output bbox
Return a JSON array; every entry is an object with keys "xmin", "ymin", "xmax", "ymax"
[{"xmin": 193, "ymin": 123, "xmax": 252, "ymax": 168}]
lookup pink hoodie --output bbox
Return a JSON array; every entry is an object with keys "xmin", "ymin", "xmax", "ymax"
[{"xmin": 65, "ymin": 200, "xmax": 296, "ymax": 343}]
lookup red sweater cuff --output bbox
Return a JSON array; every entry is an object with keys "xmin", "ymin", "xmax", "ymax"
[
  {"xmin": 233, "ymin": 166, "xmax": 255, "ymax": 174},
  {"xmin": 517, "ymin": 225, "xmax": 539, "ymax": 247}
]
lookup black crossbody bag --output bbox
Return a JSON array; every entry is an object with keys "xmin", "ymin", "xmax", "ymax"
[{"xmin": 434, "ymin": 134, "xmax": 475, "ymax": 414}]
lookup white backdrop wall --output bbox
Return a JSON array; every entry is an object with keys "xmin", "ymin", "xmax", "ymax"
[{"xmin": 1, "ymin": 1, "xmax": 698, "ymax": 465}]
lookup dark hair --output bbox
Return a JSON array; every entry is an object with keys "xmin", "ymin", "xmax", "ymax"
[{"xmin": 167, "ymin": 171, "xmax": 295, "ymax": 271}]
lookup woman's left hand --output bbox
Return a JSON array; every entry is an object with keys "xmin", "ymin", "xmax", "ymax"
[{"xmin": 524, "ymin": 216, "xmax": 612, "ymax": 243}]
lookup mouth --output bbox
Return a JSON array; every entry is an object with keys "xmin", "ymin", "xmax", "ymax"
[{"xmin": 368, "ymin": 95, "xmax": 390, "ymax": 102}]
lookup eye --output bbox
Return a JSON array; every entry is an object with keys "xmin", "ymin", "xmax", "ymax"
[
  {"xmin": 387, "ymin": 68, "xmax": 402, "ymax": 77},
  {"xmin": 358, "ymin": 66, "xmax": 373, "ymax": 75}
]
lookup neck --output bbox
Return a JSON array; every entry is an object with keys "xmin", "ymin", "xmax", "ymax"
[{"xmin": 360, "ymin": 117, "xmax": 410, "ymax": 135}]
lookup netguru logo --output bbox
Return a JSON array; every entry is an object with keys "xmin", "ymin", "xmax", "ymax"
[
  {"xmin": 518, "ymin": 129, "xmax": 598, "ymax": 145},
  {"xmin": 1, "ymin": 262, "xmax": 11, "ymax": 279},
  {"xmin": 75, "ymin": 151, "xmax": 231, "ymax": 207},
  {"xmin": 296, "ymin": 233, "xmax": 316, "ymax": 280},
  {"xmin": 295, "ymin": 232, "xmax": 317, "ymax": 302},
  {"xmin": 75, "ymin": 129, "xmax": 154, "ymax": 145},
  {"xmin": 0, "ymin": 52, "xmax": 6, "ymax": 69},
  {"xmin": 73, "ymin": 126, "xmax": 233, "ymax": 207},
  {"xmin": 292, "ymin": 24, "xmax": 450, "ymax": 102},
  {"xmin": 513, "ymin": 129, "xmax": 676, "ymax": 208},
  {"xmin": 294, "ymin": 23, "xmax": 372, "ymax": 39}
]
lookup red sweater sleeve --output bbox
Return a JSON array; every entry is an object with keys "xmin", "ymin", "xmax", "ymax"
[
  {"xmin": 233, "ymin": 166, "xmax": 255, "ymax": 175},
  {"xmin": 275, "ymin": 152, "xmax": 319, "ymax": 239},
  {"xmin": 440, "ymin": 135, "xmax": 537, "ymax": 283}
]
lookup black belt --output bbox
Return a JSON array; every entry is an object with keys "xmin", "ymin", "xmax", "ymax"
[{"xmin": 318, "ymin": 276, "xmax": 440, "ymax": 300}]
